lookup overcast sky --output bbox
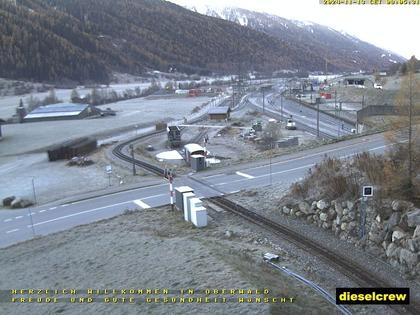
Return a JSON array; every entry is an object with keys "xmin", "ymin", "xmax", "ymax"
[{"xmin": 170, "ymin": 0, "xmax": 419, "ymax": 60}]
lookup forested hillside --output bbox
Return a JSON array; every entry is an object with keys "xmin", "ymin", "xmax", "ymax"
[{"xmin": 0, "ymin": 0, "xmax": 402, "ymax": 83}]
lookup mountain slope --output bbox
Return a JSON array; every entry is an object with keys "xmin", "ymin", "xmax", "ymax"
[
  {"xmin": 188, "ymin": 6, "xmax": 405, "ymax": 72},
  {"xmin": 0, "ymin": 0, "xmax": 404, "ymax": 84}
]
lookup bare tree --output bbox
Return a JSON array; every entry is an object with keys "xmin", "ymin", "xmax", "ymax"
[
  {"xmin": 262, "ymin": 121, "xmax": 282, "ymax": 146},
  {"xmin": 385, "ymin": 56, "xmax": 420, "ymax": 198}
]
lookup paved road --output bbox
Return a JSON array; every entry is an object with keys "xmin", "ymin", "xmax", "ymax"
[
  {"xmin": 0, "ymin": 131, "xmax": 398, "ymax": 248},
  {"xmin": 248, "ymin": 89, "xmax": 355, "ymax": 138}
]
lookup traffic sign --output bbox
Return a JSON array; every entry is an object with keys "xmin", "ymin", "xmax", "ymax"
[{"xmin": 363, "ymin": 186, "xmax": 373, "ymax": 197}]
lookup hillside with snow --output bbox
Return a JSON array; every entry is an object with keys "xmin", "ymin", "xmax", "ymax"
[{"xmin": 187, "ymin": 6, "xmax": 405, "ymax": 71}]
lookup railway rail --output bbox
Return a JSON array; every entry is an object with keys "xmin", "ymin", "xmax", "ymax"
[
  {"xmin": 112, "ymin": 130, "xmax": 167, "ymax": 176},
  {"xmin": 210, "ymin": 196, "xmax": 419, "ymax": 314}
]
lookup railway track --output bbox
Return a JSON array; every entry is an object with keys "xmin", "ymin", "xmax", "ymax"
[
  {"xmin": 112, "ymin": 130, "xmax": 167, "ymax": 176},
  {"xmin": 210, "ymin": 196, "xmax": 419, "ymax": 314}
]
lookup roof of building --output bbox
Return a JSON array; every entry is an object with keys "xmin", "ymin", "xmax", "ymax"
[
  {"xmin": 208, "ymin": 106, "xmax": 231, "ymax": 115},
  {"xmin": 184, "ymin": 143, "xmax": 204, "ymax": 153},
  {"xmin": 25, "ymin": 103, "xmax": 89, "ymax": 119}
]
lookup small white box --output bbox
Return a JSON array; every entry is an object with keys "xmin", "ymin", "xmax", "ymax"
[
  {"xmin": 191, "ymin": 206, "xmax": 207, "ymax": 228},
  {"xmin": 183, "ymin": 192, "xmax": 195, "ymax": 222}
]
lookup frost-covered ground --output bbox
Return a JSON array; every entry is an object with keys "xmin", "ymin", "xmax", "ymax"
[
  {"xmin": 0, "ymin": 96, "xmax": 211, "ymax": 156},
  {"xmin": 0, "ymin": 205, "xmax": 334, "ymax": 315},
  {"xmin": 0, "ymin": 75, "xmax": 234, "ymax": 119},
  {"xmin": 0, "ymin": 83, "xmax": 152, "ymax": 119}
]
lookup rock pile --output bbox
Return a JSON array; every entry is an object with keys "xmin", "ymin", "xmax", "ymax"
[
  {"xmin": 2, "ymin": 196, "xmax": 34, "ymax": 209},
  {"xmin": 282, "ymin": 198, "xmax": 420, "ymax": 275}
]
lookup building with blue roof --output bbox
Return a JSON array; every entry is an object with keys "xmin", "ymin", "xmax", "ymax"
[{"xmin": 24, "ymin": 103, "xmax": 99, "ymax": 122}]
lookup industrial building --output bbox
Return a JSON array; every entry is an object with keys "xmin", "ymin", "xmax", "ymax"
[
  {"xmin": 167, "ymin": 126, "xmax": 181, "ymax": 147},
  {"xmin": 208, "ymin": 106, "xmax": 231, "ymax": 120},
  {"xmin": 24, "ymin": 103, "xmax": 100, "ymax": 122},
  {"xmin": 343, "ymin": 76, "xmax": 373, "ymax": 88}
]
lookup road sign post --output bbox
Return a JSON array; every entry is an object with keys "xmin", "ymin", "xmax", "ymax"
[
  {"xmin": 168, "ymin": 169, "xmax": 174, "ymax": 211},
  {"xmin": 360, "ymin": 186, "xmax": 373, "ymax": 239},
  {"xmin": 28, "ymin": 208, "xmax": 36, "ymax": 237},
  {"xmin": 106, "ymin": 165, "xmax": 113, "ymax": 187}
]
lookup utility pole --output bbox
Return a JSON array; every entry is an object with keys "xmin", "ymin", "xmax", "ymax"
[
  {"xmin": 232, "ymin": 84, "xmax": 235, "ymax": 108},
  {"xmin": 31, "ymin": 177, "xmax": 37, "ymax": 205},
  {"xmin": 325, "ymin": 59, "xmax": 328, "ymax": 83},
  {"xmin": 262, "ymin": 88, "xmax": 265, "ymax": 113},
  {"xmin": 269, "ymin": 132, "xmax": 273, "ymax": 186},
  {"xmin": 317, "ymin": 101, "xmax": 320, "ymax": 137},
  {"xmin": 280, "ymin": 94, "xmax": 284, "ymax": 122}
]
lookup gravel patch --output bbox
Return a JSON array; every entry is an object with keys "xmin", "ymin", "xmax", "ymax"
[{"xmin": 0, "ymin": 96, "xmax": 210, "ymax": 156}]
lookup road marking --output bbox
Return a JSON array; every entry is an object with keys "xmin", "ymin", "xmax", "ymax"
[
  {"xmin": 15, "ymin": 216, "xmax": 23, "ymax": 220},
  {"xmin": 236, "ymin": 171, "xmax": 255, "ymax": 179},
  {"xmin": 203, "ymin": 174, "xmax": 225, "ymax": 179},
  {"xmin": 141, "ymin": 193, "xmax": 166, "ymax": 200},
  {"xmin": 214, "ymin": 163, "xmax": 316, "ymax": 187},
  {"xmin": 247, "ymin": 139, "xmax": 379, "ymax": 171},
  {"xmin": 6, "ymin": 229, "xmax": 19, "ymax": 234},
  {"xmin": 56, "ymin": 183, "xmax": 168, "ymax": 207},
  {"xmin": 4, "ymin": 219, "xmax": 12, "ymax": 223},
  {"xmin": 30, "ymin": 201, "xmax": 132, "ymax": 227},
  {"xmin": 39, "ymin": 210, "xmax": 46, "ymax": 213},
  {"xmin": 230, "ymin": 190, "xmax": 240, "ymax": 194},
  {"xmin": 133, "ymin": 200, "xmax": 151, "ymax": 209},
  {"xmin": 27, "ymin": 212, "xmax": 36, "ymax": 216},
  {"xmin": 49, "ymin": 207, "xmax": 57, "ymax": 210},
  {"xmin": 61, "ymin": 204, "xmax": 68, "ymax": 207}
]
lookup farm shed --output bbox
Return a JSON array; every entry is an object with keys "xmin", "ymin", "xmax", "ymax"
[
  {"xmin": 24, "ymin": 103, "xmax": 99, "ymax": 122},
  {"xmin": 208, "ymin": 106, "xmax": 231, "ymax": 120}
]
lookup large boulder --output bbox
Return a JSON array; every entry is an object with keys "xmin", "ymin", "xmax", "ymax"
[
  {"xmin": 3, "ymin": 196, "xmax": 16, "ymax": 207},
  {"xmin": 405, "ymin": 208, "xmax": 420, "ymax": 228},
  {"xmin": 391, "ymin": 200, "xmax": 413, "ymax": 212},
  {"xmin": 334, "ymin": 202, "xmax": 344, "ymax": 216},
  {"xmin": 392, "ymin": 228, "xmax": 407, "ymax": 242},
  {"xmin": 386, "ymin": 212, "xmax": 401, "ymax": 230},
  {"xmin": 399, "ymin": 248, "xmax": 419, "ymax": 268},
  {"xmin": 328, "ymin": 208, "xmax": 337, "ymax": 220},
  {"xmin": 298, "ymin": 202, "xmax": 313, "ymax": 214},
  {"xmin": 386, "ymin": 242, "xmax": 400, "ymax": 258},
  {"xmin": 10, "ymin": 197, "xmax": 22, "ymax": 209},
  {"xmin": 316, "ymin": 200, "xmax": 329, "ymax": 211},
  {"xmin": 413, "ymin": 225, "xmax": 420, "ymax": 239},
  {"xmin": 368, "ymin": 232, "xmax": 383, "ymax": 245},
  {"xmin": 335, "ymin": 216, "xmax": 341, "ymax": 226},
  {"xmin": 11, "ymin": 198, "xmax": 34, "ymax": 209},
  {"xmin": 407, "ymin": 238, "xmax": 420, "ymax": 252},
  {"xmin": 319, "ymin": 213, "xmax": 328, "ymax": 222},
  {"xmin": 282, "ymin": 206, "xmax": 291, "ymax": 215}
]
